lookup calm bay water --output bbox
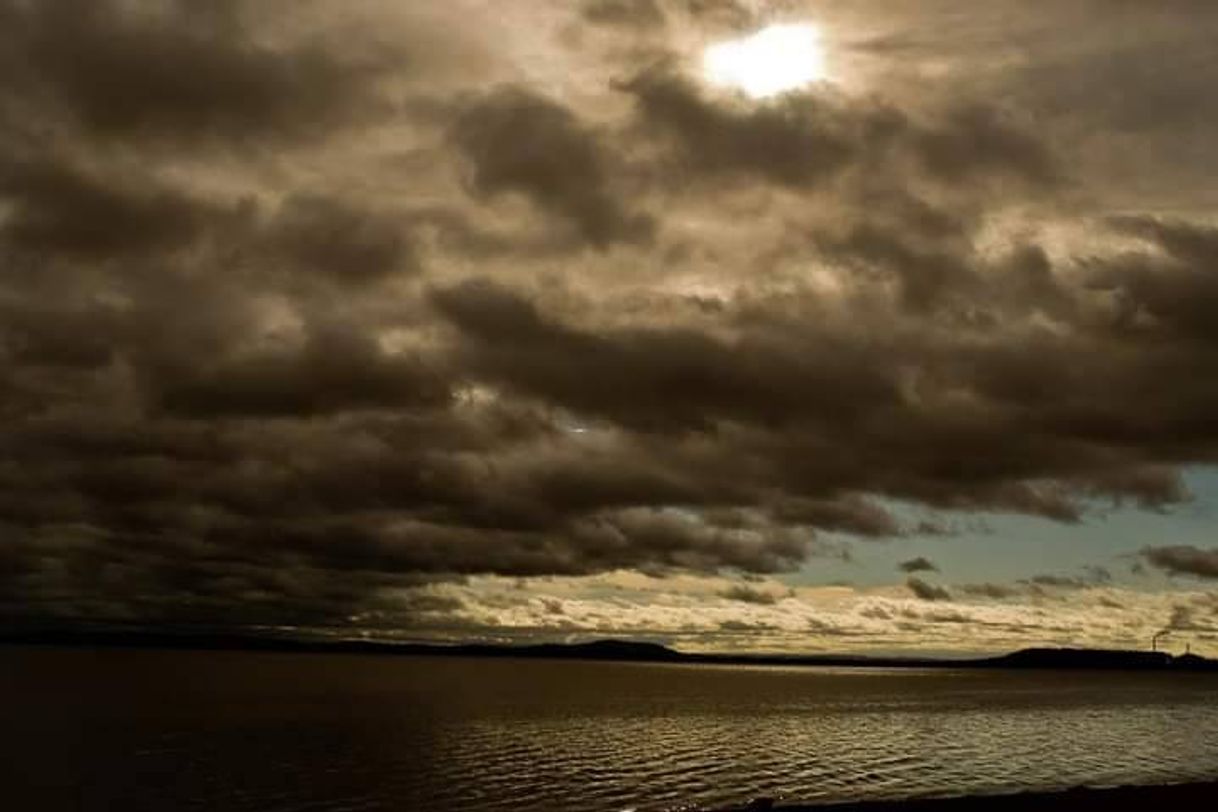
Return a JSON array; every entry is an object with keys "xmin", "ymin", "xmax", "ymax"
[{"xmin": 4, "ymin": 648, "xmax": 1218, "ymax": 811}]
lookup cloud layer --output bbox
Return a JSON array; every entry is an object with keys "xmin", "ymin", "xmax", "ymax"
[{"xmin": 3, "ymin": 0, "xmax": 1218, "ymax": 649}]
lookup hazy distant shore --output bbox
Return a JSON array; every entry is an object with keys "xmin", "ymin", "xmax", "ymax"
[
  {"xmin": 720, "ymin": 781, "xmax": 1218, "ymax": 811},
  {"xmin": 5, "ymin": 631, "xmax": 1218, "ymax": 672}
]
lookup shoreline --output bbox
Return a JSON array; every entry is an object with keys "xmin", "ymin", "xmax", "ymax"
[
  {"xmin": 719, "ymin": 781, "xmax": 1218, "ymax": 810},
  {"xmin": 5, "ymin": 633, "xmax": 1218, "ymax": 673}
]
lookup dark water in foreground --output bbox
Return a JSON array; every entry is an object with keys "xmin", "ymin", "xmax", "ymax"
[{"xmin": 4, "ymin": 649, "xmax": 1218, "ymax": 811}]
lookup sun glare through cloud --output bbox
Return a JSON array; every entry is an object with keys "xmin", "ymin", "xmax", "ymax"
[{"xmin": 703, "ymin": 23, "xmax": 826, "ymax": 98}]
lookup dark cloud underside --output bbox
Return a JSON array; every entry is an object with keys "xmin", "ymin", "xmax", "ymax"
[
  {"xmin": 2, "ymin": 0, "xmax": 1218, "ymax": 637},
  {"xmin": 1142, "ymin": 546, "xmax": 1218, "ymax": 580}
]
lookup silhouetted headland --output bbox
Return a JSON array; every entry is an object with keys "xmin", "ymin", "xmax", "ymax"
[{"xmin": 5, "ymin": 630, "xmax": 1218, "ymax": 672}]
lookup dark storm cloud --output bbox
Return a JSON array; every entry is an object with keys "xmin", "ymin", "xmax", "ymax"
[
  {"xmin": 0, "ymin": 156, "xmax": 220, "ymax": 261},
  {"xmin": 1, "ymin": 156, "xmax": 419, "ymax": 286},
  {"xmin": 912, "ymin": 104, "xmax": 1057, "ymax": 187},
  {"xmin": 0, "ymin": 399, "xmax": 825, "ymax": 631},
  {"xmin": 451, "ymin": 88, "xmax": 654, "ymax": 248},
  {"xmin": 621, "ymin": 68, "xmax": 895, "ymax": 188},
  {"xmin": 0, "ymin": 0, "xmax": 391, "ymax": 146},
  {"xmin": 264, "ymin": 196, "xmax": 421, "ymax": 284},
  {"xmin": 769, "ymin": 496, "xmax": 901, "ymax": 538},
  {"xmin": 427, "ymin": 266, "xmax": 1202, "ymax": 528},
  {"xmin": 898, "ymin": 557, "xmax": 938, "ymax": 574},
  {"xmin": 0, "ymin": 300, "xmax": 124, "ymax": 370},
  {"xmin": 815, "ymin": 222, "xmax": 976, "ymax": 313},
  {"xmin": 620, "ymin": 68, "xmax": 1055, "ymax": 191},
  {"xmin": 906, "ymin": 577, "xmax": 951, "ymax": 602},
  {"xmin": 154, "ymin": 325, "xmax": 449, "ymax": 418},
  {"xmin": 993, "ymin": 3, "xmax": 1218, "ymax": 183},
  {"xmin": 430, "ymin": 277, "xmax": 900, "ymax": 431},
  {"xmin": 4, "ymin": 0, "xmax": 1218, "ymax": 640},
  {"xmin": 1141, "ymin": 546, "xmax": 1218, "ymax": 580},
  {"xmin": 583, "ymin": 0, "xmax": 666, "ymax": 28},
  {"xmin": 0, "ymin": 519, "xmax": 409, "ymax": 630},
  {"xmin": 1090, "ymin": 217, "xmax": 1218, "ymax": 344},
  {"xmin": 571, "ymin": 509, "xmax": 810, "ymax": 574},
  {"xmin": 0, "ymin": 0, "xmax": 832, "ymax": 631}
]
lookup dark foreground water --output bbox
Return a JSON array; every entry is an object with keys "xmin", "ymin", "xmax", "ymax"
[{"xmin": 4, "ymin": 648, "xmax": 1218, "ymax": 811}]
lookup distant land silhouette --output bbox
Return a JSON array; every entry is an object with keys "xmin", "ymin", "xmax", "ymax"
[{"xmin": 4, "ymin": 630, "xmax": 1218, "ymax": 672}]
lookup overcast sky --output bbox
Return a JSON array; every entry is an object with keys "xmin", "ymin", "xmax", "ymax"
[{"xmin": 4, "ymin": 0, "xmax": 1218, "ymax": 655}]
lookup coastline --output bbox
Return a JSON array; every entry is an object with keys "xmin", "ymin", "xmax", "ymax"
[
  {"xmin": 720, "ymin": 781, "xmax": 1218, "ymax": 810},
  {"xmin": 5, "ymin": 632, "xmax": 1218, "ymax": 672}
]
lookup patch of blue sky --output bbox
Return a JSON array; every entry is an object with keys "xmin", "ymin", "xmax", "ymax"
[{"xmin": 788, "ymin": 467, "xmax": 1218, "ymax": 589}]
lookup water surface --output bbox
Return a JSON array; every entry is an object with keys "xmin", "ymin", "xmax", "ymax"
[{"xmin": 4, "ymin": 648, "xmax": 1218, "ymax": 811}]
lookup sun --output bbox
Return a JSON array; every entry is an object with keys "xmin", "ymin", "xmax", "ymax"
[{"xmin": 703, "ymin": 23, "xmax": 826, "ymax": 99}]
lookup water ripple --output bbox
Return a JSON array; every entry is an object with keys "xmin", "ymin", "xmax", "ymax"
[{"xmin": 7, "ymin": 653, "xmax": 1218, "ymax": 812}]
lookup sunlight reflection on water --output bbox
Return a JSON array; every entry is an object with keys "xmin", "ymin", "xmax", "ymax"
[{"xmin": 4, "ymin": 651, "xmax": 1218, "ymax": 811}]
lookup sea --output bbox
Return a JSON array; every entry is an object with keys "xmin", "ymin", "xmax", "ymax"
[{"xmin": 4, "ymin": 647, "xmax": 1218, "ymax": 811}]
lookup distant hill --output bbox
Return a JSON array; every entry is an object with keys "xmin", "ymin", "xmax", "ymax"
[
  {"xmin": 393, "ymin": 638, "xmax": 685, "ymax": 662},
  {"xmin": 4, "ymin": 630, "xmax": 1217, "ymax": 672},
  {"xmin": 984, "ymin": 647, "xmax": 1175, "ymax": 670},
  {"xmin": 973, "ymin": 647, "xmax": 1218, "ymax": 671}
]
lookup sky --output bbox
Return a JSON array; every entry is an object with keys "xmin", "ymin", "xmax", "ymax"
[{"xmin": 3, "ymin": 0, "xmax": 1218, "ymax": 655}]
